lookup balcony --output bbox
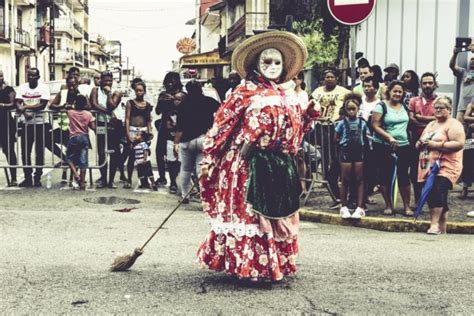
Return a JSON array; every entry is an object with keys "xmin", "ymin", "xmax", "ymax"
[
  {"xmin": 54, "ymin": 18, "xmax": 74, "ymax": 36},
  {"xmin": 74, "ymin": 51, "xmax": 84, "ymax": 64},
  {"xmin": 56, "ymin": 49, "xmax": 74, "ymax": 63},
  {"xmin": 56, "ymin": 0, "xmax": 73, "ymax": 9},
  {"xmin": 72, "ymin": 0, "xmax": 86, "ymax": 11},
  {"xmin": 0, "ymin": 24, "xmax": 32, "ymax": 48},
  {"xmin": 73, "ymin": 19, "xmax": 83, "ymax": 38},
  {"xmin": 15, "ymin": 0, "xmax": 35, "ymax": 6},
  {"xmin": 14, "ymin": 28, "xmax": 31, "ymax": 47},
  {"xmin": 227, "ymin": 12, "xmax": 269, "ymax": 47}
]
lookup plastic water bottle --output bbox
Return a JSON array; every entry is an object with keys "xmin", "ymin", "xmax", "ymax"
[{"xmin": 46, "ymin": 173, "xmax": 52, "ymax": 189}]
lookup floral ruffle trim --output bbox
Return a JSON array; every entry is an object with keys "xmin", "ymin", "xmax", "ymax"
[
  {"xmin": 208, "ymin": 218, "xmax": 265, "ymax": 238},
  {"xmin": 197, "ymin": 230, "xmax": 298, "ymax": 281}
]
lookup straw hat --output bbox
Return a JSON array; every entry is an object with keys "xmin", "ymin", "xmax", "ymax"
[{"xmin": 231, "ymin": 31, "xmax": 308, "ymax": 83}]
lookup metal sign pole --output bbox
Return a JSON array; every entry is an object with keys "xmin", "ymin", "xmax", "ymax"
[{"xmin": 350, "ymin": 25, "xmax": 356, "ymax": 89}]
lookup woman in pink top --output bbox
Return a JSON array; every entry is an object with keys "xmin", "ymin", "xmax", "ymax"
[{"xmin": 416, "ymin": 96, "xmax": 465, "ymax": 234}]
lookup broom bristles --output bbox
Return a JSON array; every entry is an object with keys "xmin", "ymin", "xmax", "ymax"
[{"xmin": 110, "ymin": 248, "xmax": 143, "ymax": 272}]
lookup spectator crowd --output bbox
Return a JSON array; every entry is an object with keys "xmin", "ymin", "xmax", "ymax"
[{"xmin": 1, "ymin": 44, "xmax": 473, "ymax": 231}]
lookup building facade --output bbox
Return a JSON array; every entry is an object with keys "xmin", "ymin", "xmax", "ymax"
[
  {"xmin": 354, "ymin": 0, "xmax": 471, "ymax": 108},
  {"xmin": 52, "ymin": 0, "xmax": 90, "ymax": 80},
  {"xmin": 180, "ymin": 0, "xmax": 270, "ymax": 80},
  {"xmin": 0, "ymin": 0, "xmax": 51, "ymax": 85}
]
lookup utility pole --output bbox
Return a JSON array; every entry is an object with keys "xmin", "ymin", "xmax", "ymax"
[
  {"xmin": 195, "ymin": 0, "xmax": 200, "ymax": 53},
  {"xmin": 10, "ymin": 0, "xmax": 15, "ymax": 85},
  {"xmin": 126, "ymin": 56, "xmax": 129, "ymax": 87}
]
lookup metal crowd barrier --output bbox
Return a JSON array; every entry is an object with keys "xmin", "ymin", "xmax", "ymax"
[
  {"xmin": 299, "ymin": 121, "xmax": 338, "ymax": 206},
  {"xmin": 0, "ymin": 110, "xmax": 111, "ymax": 188}
]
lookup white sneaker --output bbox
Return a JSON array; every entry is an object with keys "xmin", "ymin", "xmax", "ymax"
[
  {"xmin": 352, "ymin": 207, "xmax": 366, "ymax": 219},
  {"xmin": 467, "ymin": 211, "xmax": 474, "ymax": 218},
  {"xmin": 340, "ymin": 206, "xmax": 351, "ymax": 219}
]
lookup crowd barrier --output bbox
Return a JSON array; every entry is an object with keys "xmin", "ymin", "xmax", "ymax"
[
  {"xmin": 0, "ymin": 110, "xmax": 111, "ymax": 187},
  {"xmin": 299, "ymin": 121, "xmax": 339, "ymax": 206}
]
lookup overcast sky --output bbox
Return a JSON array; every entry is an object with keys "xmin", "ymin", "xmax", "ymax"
[{"xmin": 89, "ymin": 0, "xmax": 196, "ymax": 81}]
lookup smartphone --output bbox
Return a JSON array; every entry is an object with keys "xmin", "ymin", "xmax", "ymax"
[{"xmin": 455, "ymin": 37, "xmax": 472, "ymax": 53}]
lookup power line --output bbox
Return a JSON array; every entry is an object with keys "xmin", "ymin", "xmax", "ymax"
[{"xmin": 89, "ymin": 5, "xmax": 189, "ymax": 12}]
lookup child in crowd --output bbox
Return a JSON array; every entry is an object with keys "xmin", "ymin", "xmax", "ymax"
[
  {"xmin": 66, "ymin": 95, "xmax": 96, "ymax": 190},
  {"xmin": 133, "ymin": 131, "xmax": 157, "ymax": 190},
  {"xmin": 335, "ymin": 93, "xmax": 369, "ymax": 219}
]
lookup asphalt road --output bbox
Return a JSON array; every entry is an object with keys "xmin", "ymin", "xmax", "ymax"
[{"xmin": 1, "ymin": 180, "xmax": 474, "ymax": 315}]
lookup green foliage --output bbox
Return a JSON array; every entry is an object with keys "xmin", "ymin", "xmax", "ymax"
[{"xmin": 293, "ymin": 20, "xmax": 338, "ymax": 69}]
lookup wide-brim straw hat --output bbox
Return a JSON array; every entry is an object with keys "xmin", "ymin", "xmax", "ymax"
[{"xmin": 231, "ymin": 31, "xmax": 308, "ymax": 83}]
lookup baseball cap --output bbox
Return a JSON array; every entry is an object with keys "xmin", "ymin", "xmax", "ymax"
[{"xmin": 384, "ymin": 63, "xmax": 399, "ymax": 72}]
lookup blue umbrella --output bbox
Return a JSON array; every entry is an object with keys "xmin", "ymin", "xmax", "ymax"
[
  {"xmin": 413, "ymin": 160, "xmax": 441, "ymax": 221},
  {"xmin": 390, "ymin": 153, "xmax": 398, "ymax": 208}
]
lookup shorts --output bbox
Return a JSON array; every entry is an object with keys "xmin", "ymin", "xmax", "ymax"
[
  {"xmin": 67, "ymin": 134, "xmax": 89, "ymax": 169},
  {"xmin": 137, "ymin": 161, "xmax": 153, "ymax": 178},
  {"xmin": 339, "ymin": 145, "xmax": 364, "ymax": 163},
  {"xmin": 373, "ymin": 143, "xmax": 411, "ymax": 187},
  {"xmin": 426, "ymin": 176, "xmax": 452, "ymax": 212}
]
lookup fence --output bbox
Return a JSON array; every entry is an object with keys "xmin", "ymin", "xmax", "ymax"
[
  {"xmin": 299, "ymin": 121, "xmax": 339, "ymax": 206},
  {"xmin": 0, "ymin": 110, "xmax": 111, "ymax": 188}
]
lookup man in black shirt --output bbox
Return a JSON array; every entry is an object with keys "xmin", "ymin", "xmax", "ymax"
[
  {"xmin": 174, "ymin": 80, "xmax": 219, "ymax": 202},
  {"xmin": 0, "ymin": 70, "xmax": 18, "ymax": 186}
]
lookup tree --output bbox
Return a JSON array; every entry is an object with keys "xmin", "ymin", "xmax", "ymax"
[{"xmin": 270, "ymin": 0, "xmax": 349, "ymax": 73}]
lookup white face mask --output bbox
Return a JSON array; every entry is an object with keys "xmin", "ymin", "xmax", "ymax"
[{"xmin": 257, "ymin": 48, "xmax": 283, "ymax": 81}]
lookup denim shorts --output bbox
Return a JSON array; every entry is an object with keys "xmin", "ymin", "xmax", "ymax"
[
  {"xmin": 339, "ymin": 145, "xmax": 364, "ymax": 163},
  {"xmin": 67, "ymin": 134, "xmax": 89, "ymax": 169}
]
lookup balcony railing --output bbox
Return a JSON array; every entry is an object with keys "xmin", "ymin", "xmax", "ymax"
[
  {"xmin": 73, "ymin": 19, "xmax": 83, "ymax": 35},
  {"xmin": 56, "ymin": 0, "xmax": 73, "ymax": 8},
  {"xmin": 74, "ymin": 52, "xmax": 84, "ymax": 63},
  {"xmin": 0, "ymin": 23, "xmax": 7, "ymax": 39},
  {"xmin": 56, "ymin": 49, "xmax": 74, "ymax": 63},
  {"xmin": 54, "ymin": 18, "xmax": 74, "ymax": 34},
  {"xmin": 227, "ymin": 12, "xmax": 269, "ymax": 47},
  {"xmin": 0, "ymin": 24, "xmax": 32, "ymax": 47},
  {"xmin": 15, "ymin": 28, "xmax": 31, "ymax": 47}
]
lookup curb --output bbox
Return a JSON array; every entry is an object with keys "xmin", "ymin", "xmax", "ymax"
[{"xmin": 300, "ymin": 209, "xmax": 474, "ymax": 234}]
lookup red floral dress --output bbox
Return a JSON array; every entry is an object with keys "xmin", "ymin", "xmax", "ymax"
[{"xmin": 197, "ymin": 80, "xmax": 318, "ymax": 281}]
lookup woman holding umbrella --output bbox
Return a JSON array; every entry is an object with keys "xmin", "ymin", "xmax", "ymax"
[
  {"xmin": 371, "ymin": 80, "xmax": 412, "ymax": 215},
  {"xmin": 416, "ymin": 96, "xmax": 465, "ymax": 234}
]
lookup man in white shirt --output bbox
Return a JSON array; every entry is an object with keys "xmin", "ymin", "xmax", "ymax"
[
  {"xmin": 15, "ymin": 68, "xmax": 51, "ymax": 187},
  {"xmin": 359, "ymin": 76, "xmax": 380, "ymax": 121}
]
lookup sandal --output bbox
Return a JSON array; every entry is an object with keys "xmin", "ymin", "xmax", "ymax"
[
  {"xmin": 383, "ymin": 209, "xmax": 393, "ymax": 215},
  {"xmin": 405, "ymin": 209, "xmax": 414, "ymax": 216},
  {"xmin": 366, "ymin": 197, "xmax": 376, "ymax": 205},
  {"xmin": 426, "ymin": 229, "xmax": 441, "ymax": 235}
]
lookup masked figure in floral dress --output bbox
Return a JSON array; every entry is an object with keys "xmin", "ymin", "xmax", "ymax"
[{"xmin": 197, "ymin": 31, "xmax": 320, "ymax": 281}]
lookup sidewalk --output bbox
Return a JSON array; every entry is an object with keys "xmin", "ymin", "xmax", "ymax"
[{"xmin": 301, "ymin": 183, "xmax": 474, "ymax": 234}]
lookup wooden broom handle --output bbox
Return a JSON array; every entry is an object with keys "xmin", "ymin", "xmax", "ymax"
[{"xmin": 139, "ymin": 183, "xmax": 197, "ymax": 251}]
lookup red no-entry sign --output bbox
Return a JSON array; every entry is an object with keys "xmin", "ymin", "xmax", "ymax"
[{"xmin": 327, "ymin": 0, "xmax": 377, "ymax": 25}]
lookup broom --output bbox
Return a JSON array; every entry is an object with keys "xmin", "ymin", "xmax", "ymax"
[{"xmin": 110, "ymin": 183, "xmax": 197, "ymax": 272}]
